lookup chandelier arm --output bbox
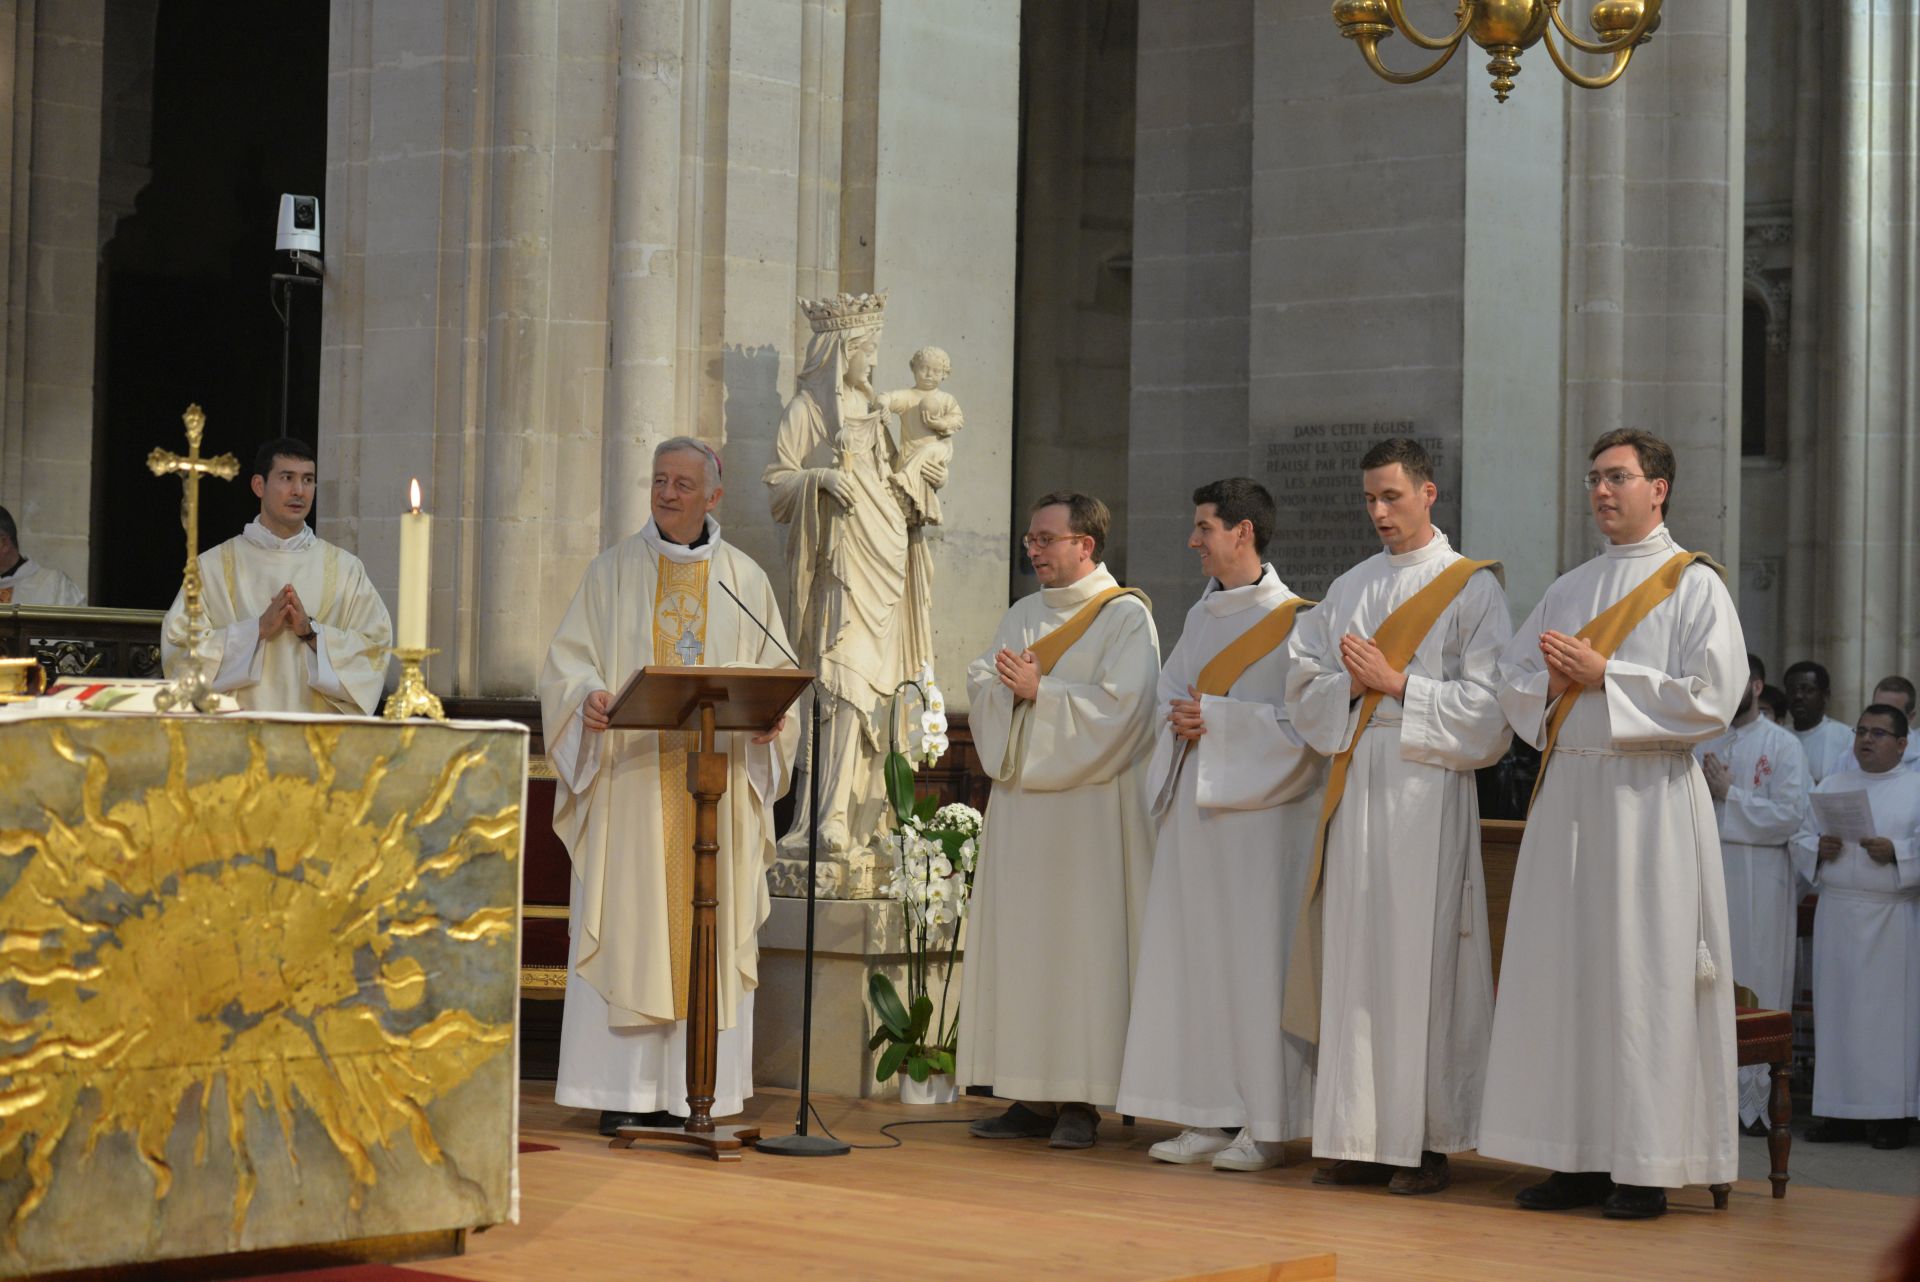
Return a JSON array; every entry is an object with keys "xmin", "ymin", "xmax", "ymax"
[
  {"xmin": 1541, "ymin": 26, "xmax": 1636, "ymax": 89},
  {"xmin": 1544, "ymin": 0, "xmax": 1658, "ymax": 57},
  {"xmin": 1356, "ymin": 33, "xmax": 1463, "ymax": 85},
  {"xmin": 1381, "ymin": 0, "xmax": 1477, "ymax": 51}
]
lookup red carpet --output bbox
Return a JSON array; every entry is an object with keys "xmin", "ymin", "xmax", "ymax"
[
  {"xmin": 518, "ymin": 1140, "xmax": 559, "ymax": 1153},
  {"xmin": 245, "ymin": 1267, "xmax": 437, "ymax": 1281}
]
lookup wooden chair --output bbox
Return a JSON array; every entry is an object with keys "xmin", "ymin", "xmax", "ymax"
[{"xmin": 1710, "ymin": 1008, "xmax": 1793, "ymax": 1208}]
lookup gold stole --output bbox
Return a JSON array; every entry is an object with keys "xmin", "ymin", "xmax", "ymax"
[
  {"xmin": 222, "ymin": 540, "xmax": 343, "ymax": 714},
  {"xmin": 1192, "ymin": 597, "xmax": 1313, "ymax": 697},
  {"xmin": 1280, "ymin": 556, "xmax": 1499, "ymax": 1042},
  {"xmin": 1025, "ymin": 586, "xmax": 1151, "ymax": 676},
  {"xmin": 1527, "ymin": 550, "xmax": 1721, "ymax": 808},
  {"xmin": 653, "ymin": 556, "xmax": 710, "ymax": 1019}
]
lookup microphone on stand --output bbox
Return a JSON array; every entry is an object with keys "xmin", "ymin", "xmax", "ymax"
[{"xmin": 716, "ymin": 579, "xmax": 848, "ymax": 1158}]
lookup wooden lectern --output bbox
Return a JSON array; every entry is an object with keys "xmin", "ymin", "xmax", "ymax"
[{"xmin": 603, "ymin": 664, "xmax": 811, "ymax": 1161}]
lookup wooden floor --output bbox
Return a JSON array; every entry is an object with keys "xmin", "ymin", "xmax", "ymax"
[{"xmin": 404, "ymin": 1086, "xmax": 1913, "ymax": 1282}]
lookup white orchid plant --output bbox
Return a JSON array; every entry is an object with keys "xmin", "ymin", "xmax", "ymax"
[{"xmin": 868, "ymin": 666, "xmax": 982, "ymax": 1086}]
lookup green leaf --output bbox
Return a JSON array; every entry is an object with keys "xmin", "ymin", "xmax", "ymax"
[
  {"xmin": 875, "ymin": 1041, "xmax": 910, "ymax": 1082},
  {"xmin": 867, "ymin": 1026, "xmax": 892, "ymax": 1051},
  {"xmin": 906, "ymin": 1055, "xmax": 932, "ymax": 1083},
  {"xmin": 869, "ymin": 971, "xmax": 910, "ymax": 1038},
  {"xmin": 884, "ymin": 752, "xmax": 916, "ymax": 824},
  {"xmin": 933, "ymin": 1048, "xmax": 955, "ymax": 1075},
  {"xmin": 915, "ymin": 794, "xmax": 939, "ymax": 823},
  {"xmin": 907, "ymin": 992, "xmax": 933, "ymax": 1042}
]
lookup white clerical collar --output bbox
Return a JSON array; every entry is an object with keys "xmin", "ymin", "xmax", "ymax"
[
  {"xmin": 241, "ymin": 518, "xmax": 315, "ymax": 552},
  {"xmin": 1604, "ymin": 523, "xmax": 1677, "ymax": 559},
  {"xmin": 1041, "ymin": 563, "xmax": 1117, "ymax": 608},
  {"xmin": 1203, "ymin": 564, "xmax": 1287, "ymax": 617},
  {"xmin": 1386, "ymin": 527, "xmax": 1451, "ymax": 569},
  {"xmin": 0, "ymin": 559, "xmax": 28, "ymax": 583},
  {"xmin": 641, "ymin": 516, "xmax": 721, "ymax": 564}
]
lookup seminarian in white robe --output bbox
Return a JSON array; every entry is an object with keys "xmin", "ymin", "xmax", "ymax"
[
  {"xmin": 1794, "ymin": 717, "xmax": 1855, "ymax": 784},
  {"xmin": 956, "ymin": 564, "xmax": 1160, "ymax": 1109},
  {"xmin": 1693, "ymin": 710, "xmax": 1810, "ymax": 1126},
  {"xmin": 1480, "ymin": 524, "xmax": 1745, "ymax": 1189},
  {"xmin": 1116, "ymin": 565, "xmax": 1322, "ymax": 1145},
  {"xmin": 1794, "ymin": 758, "xmax": 1920, "ymax": 1125},
  {"xmin": 1284, "ymin": 530, "xmax": 1512, "ymax": 1167},
  {"xmin": 0, "ymin": 558, "xmax": 84, "ymax": 606},
  {"xmin": 161, "ymin": 520, "xmax": 392, "ymax": 714},
  {"xmin": 538, "ymin": 516, "xmax": 799, "ymax": 1119}
]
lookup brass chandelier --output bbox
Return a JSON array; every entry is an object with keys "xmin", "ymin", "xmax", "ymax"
[{"xmin": 1332, "ymin": 0, "xmax": 1661, "ymax": 102}]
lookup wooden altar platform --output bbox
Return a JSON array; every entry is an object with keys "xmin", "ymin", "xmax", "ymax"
[{"xmin": 379, "ymin": 1086, "xmax": 1910, "ymax": 1282}]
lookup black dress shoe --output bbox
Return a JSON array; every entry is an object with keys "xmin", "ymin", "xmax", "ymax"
[
  {"xmin": 1804, "ymin": 1118, "xmax": 1866, "ymax": 1143},
  {"xmin": 1601, "ymin": 1183, "xmax": 1667, "ymax": 1220},
  {"xmin": 1870, "ymin": 1120, "xmax": 1910, "ymax": 1150},
  {"xmin": 1515, "ymin": 1170, "xmax": 1613, "ymax": 1211},
  {"xmin": 598, "ymin": 1109, "xmax": 680, "ymax": 1136}
]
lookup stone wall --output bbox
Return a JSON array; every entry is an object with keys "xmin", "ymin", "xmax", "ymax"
[
  {"xmin": 0, "ymin": 0, "xmax": 104, "ymax": 593},
  {"xmin": 321, "ymin": 0, "xmax": 1017, "ymax": 703}
]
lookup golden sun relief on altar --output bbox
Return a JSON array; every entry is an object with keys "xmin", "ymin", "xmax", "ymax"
[{"xmin": 0, "ymin": 715, "xmax": 526, "ymax": 1275}]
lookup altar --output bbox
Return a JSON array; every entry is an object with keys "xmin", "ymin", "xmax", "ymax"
[{"xmin": 0, "ymin": 706, "xmax": 527, "ymax": 1278}]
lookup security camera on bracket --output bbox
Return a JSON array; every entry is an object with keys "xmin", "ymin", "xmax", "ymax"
[
  {"xmin": 276, "ymin": 194, "xmax": 322, "ymax": 276},
  {"xmin": 272, "ymin": 195, "xmax": 323, "ymax": 435}
]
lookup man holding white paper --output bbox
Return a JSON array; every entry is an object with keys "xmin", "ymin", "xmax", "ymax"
[
  {"xmin": 1794, "ymin": 703, "xmax": 1920, "ymax": 1150},
  {"xmin": 161, "ymin": 437, "xmax": 392, "ymax": 714}
]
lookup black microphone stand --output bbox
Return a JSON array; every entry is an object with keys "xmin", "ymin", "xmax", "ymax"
[{"xmin": 717, "ymin": 579, "xmax": 848, "ymax": 1157}]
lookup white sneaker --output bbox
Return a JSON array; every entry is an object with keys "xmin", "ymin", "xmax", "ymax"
[
  {"xmin": 1148, "ymin": 1127, "xmax": 1235, "ymax": 1164},
  {"xmin": 1211, "ymin": 1128, "xmax": 1286, "ymax": 1172}
]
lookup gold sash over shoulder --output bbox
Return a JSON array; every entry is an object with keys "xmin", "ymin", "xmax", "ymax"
[
  {"xmin": 1192, "ymin": 597, "xmax": 1314, "ymax": 698},
  {"xmin": 1280, "ymin": 556, "xmax": 1500, "ymax": 1043},
  {"xmin": 1527, "ymin": 549, "xmax": 1722, "ymax": 808},
  {"xmin": 1025, "ymin": 586, "xmax": 1151, "ymax": 675}
]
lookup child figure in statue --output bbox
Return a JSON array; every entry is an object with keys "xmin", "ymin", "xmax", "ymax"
[{"xmin": 886, "ymin": 346, "xmax": 963, "ymax": 526}]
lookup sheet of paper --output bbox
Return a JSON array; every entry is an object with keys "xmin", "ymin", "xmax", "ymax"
[{"xmin": 1810, "ymin": 789, "xmax": 1876, "ymax": 843}]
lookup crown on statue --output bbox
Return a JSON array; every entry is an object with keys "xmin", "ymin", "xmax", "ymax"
[{"xmin": 800, "ymin": 291, "xmax": 888, "ymax": 333}]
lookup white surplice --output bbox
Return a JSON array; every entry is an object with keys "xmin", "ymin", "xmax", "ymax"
[
  {"xmin": 0, "ymin": 558, "xmax": 84, "ymax": 605},
  {"xmin": 1793, "ymin": 767, "xmax": 1920, "ymax": 1120},
  {"xmin": 956, "ymin": 564, "xmax": 1160, "ymax": 1108},
  {"xmin": 537, "ymin": 518, "xmax": 800, "ymax": 1116},
  {"xmin": 1283, "ymin": 530, "xmax": 1512, "ymax": 1166},
  {"xmin": 1795, "ymin": 717, "xmax": 1856, "ymax": 785},
  {"xmin": 1480, "ymin": 524, "xmax": 1744, "ymax": 1187},
  {"xmin": 161, "ymin": 521, "xmax": 392, "ymax": 714},
  {"xmin": 1115, "ymin": 566, "xmax": 1323, "ymax": 1142},
  {"xmin": 1694, "ymin": 714, "xmax": 1810, "ymax": 1125}
]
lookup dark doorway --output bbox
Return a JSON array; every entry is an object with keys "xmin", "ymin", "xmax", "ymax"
[{"xmin": 92, "ymin": 3, "xmax": 328, "ymax": 609}]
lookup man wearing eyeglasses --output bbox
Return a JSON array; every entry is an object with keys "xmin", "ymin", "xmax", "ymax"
[
  {"xmin": 1694, "ymin": 651, "xmax": 1812, "ymax": 1136},
  {"xmin": 1793, "ymin": 704, "xmax": 1920, "ymax": 1151},
  {"xmin": 958, "ymin": 490, "xmax": 1161, "ymax": 1151},
  {"xmin": 1832, "ymin": 675, "xmax": 1920, "ymax": 775},
  {"xmin": 1481, "ymin": 428, "xmax": 1746, "ymax": 1220}
]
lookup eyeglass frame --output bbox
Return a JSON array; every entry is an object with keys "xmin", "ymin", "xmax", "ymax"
[
  {"xmin": 1582, "ymin": 469, "xmax": 1652, "ymax": 491},
  {"xmin": 1854, "ymin": 725, "xmax": 1907, "ymax": 742},
  {"xmin": 1021, "ymin": 530, "xmax": 1093, "ymax": 551}
]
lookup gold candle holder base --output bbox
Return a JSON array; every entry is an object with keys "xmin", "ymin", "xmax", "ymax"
[{"xmin": 383, "ymin": 647, "xmax": 446, "ymax": 721}]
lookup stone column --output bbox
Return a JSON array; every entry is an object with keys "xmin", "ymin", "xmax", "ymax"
[
  {"xmin": 1125, "ymin": 0, "xmax": 1254, "ymax": 634},
  {"xmin": 1561, "ymin": 3, "xmax": 1747, "ymax": 578},
  {"xmin": 0, "ymin": 0, "xmax": 104, "ymax": 591},
  {"xmin": 1808, "ymin": 0, "xmax": 1919, "ymax": 710}
]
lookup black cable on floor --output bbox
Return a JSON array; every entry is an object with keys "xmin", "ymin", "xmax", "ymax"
[{"xmin": 801, "ymin": 1100, "xmax": 979, "ymax": 1150}]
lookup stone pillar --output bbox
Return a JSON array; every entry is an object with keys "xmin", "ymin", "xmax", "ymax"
[
  {"xmin": 0, "ymin": 0, "xmax": 104, "ymax": 591},
  {"xmin": 1125, "ymin": 0, "xmax": 1253, "ymax": 636},
  {"xmin": 1808, "ymin": 0, "xmax": 1920, "ymax": 710},
  {"xmin": 1561, "ymin": 4, "xmax": 1747, "ymax": 576}
]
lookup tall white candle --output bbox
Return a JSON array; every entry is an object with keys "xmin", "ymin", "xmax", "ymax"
[{"xmin": 397, "ymin": 477, "xmax": 431, "ymax": 649}]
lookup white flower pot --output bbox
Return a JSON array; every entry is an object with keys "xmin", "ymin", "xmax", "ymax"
[{"xmin": 898, "ymin": 1072, "xmax": 958, "ymax": 1106}]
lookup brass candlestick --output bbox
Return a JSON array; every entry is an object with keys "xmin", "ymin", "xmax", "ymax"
[
  {"xmin": 382, "ymin": 647, "xmax": 446, "ymax": 721},
  {"xmin": 148, "ymin": 404, "xmax": 239, "ymax": 714}
]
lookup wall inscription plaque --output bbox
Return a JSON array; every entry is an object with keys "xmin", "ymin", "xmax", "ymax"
[{"xmin": 1251, "ymin": 421, "xmax": 1461, "ymax": 598}]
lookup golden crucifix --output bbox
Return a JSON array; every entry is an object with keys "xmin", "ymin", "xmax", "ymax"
[{"xmin": 148, "ymin": 404, "xmax": 239, "ymax": 712}]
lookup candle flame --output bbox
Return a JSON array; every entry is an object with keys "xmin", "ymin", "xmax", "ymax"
[{"xmin": 409, "ymin": 477, "xmax": 422, "ymax": 512}]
